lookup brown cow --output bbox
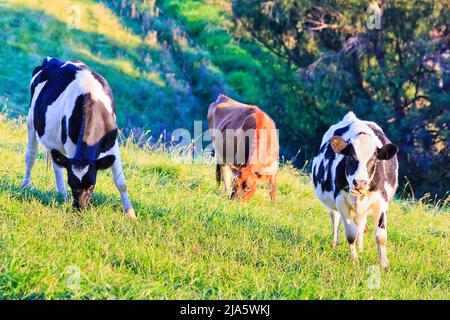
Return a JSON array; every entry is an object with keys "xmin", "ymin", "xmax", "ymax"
[{"xmin": 207, "ymin": 94, "xmax": 279, "ymax": 202}]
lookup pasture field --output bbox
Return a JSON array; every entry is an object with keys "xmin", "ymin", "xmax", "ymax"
[{"xmin": 0, "ymin": 114, "xmax": 448, "ymax": 300}]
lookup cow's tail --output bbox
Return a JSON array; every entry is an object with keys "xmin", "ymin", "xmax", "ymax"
[{"xmin": 215, "ymin": 163, "xmax": 222, "ymax": 186}]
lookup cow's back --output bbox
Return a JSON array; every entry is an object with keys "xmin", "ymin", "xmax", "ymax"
[
  {"xmin": 208, "ymin": 94, "xmax": 257, "ymax": 132},
  {"xmin": 208, "ymin": 94, "xmax": 278, "ymax": 168}
]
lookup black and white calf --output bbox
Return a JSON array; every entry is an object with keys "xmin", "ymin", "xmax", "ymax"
[
  {"xmin": 22, "ymin": 57, "xmax": 135, "ymax": 218},
  {"xmin": 312, "ymin": 112, "xmax": 398, "ymax": 268}
]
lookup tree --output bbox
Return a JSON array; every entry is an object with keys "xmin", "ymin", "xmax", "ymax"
[{"xmin": 233, "ymin": 0, "xmax": 449, "ymax": 198}]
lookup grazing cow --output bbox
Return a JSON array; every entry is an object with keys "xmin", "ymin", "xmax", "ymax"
[
  {"xmin": 22, "ymin": 57, "xmax": 135, "ymax": 218},
  {"xmin": 208, "ymin": 94, "xmax": 279, "ymax": 201},
  {"xmin": 312, "ymin": 112, "xmax": 398, "ymax": 268}
]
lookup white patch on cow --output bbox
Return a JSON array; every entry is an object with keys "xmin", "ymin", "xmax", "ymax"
[
  {"xmin": 72, "ymin": 165, "xmax": 89, "ymax": 181},
  {"xmin": 348, "ymin": 133, "xmax": 378, "ymax": 184},
  {"xmin": 343, "ymin": 111, "xmax": 357, "ymax": 122},
  {"xmin": 77, "ymin": 70, "xmax": 113, "ymax": 113},
  {"xmin": 38, "ymin": 78, "xmax": 84, "ymax": 152},
  {"xmin": 61, "ymin": 61, "xmax": 85, "ymax": 68}
]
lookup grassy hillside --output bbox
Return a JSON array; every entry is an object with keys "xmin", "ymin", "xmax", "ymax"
[
  {"xmin": 0, "ymin": 0, "xmax": 285, "ymax": 134},
  {"xmin": 0, "ymin": 114, "xmax": 448, "ymax": 299}
]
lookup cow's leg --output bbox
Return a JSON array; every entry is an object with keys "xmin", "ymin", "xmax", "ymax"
[
  {"xmin": 111, "ymin": 146, "xmax": 136, "ymax": 219},
  {"xmin": 356, "ymin": 214, "xmax": 368, "ymax": 253},
  {"xmin": 52, "ymin": 159, "xmax": 69, "ymax": 201},
  {"xmin": 336, "ymin": 197, "xmax": 358, "ymax": 262},
  {"xmin": 268, "ymin": 175, "xmax": 276, "ymax": 202},
  {"xmin": 222, "ymin": 164, "xmax": 232, "ymax": 194},
  {"xmin": 373, "ymin": 201, "xmax": 389, "ymax": 269},
  {"xmin": 21, "ymin": 121, "xmax": 38, "ymax": 189},
  {"xmin": 329, "ymin": 209, "xmax": 341, "ymax": 248}
]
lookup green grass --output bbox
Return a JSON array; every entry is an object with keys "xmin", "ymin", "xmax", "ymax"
[
  {"xmin": 0, "ymin": 114, "xmax": 448, "ymax": 299},
  {"xmin": 0, "ymin": 0, "xmax": 448, "ymax": 300}
]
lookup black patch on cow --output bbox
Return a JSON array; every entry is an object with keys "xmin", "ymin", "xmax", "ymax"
[
  {"xmin": 333, "ymin": 124, "xmax": 351, "ymax": 137},
  {"xmin": 324, "ymin": 143, "xmax": 334, "ymax": 160},
  {"xmin": 378, "ymin": 212, "xmax": 386, "ymax": 229},
  {"xmin": 317, "ymin": 161, "xmax": 325, "ymax": 185},
  {"xmin": 344, "ymin": 144, "xmax": 358, "ymax": 176},
  {"xmin": 366, "ymin": 124, "xmax": 399, "ymax": 197},
  {"xmin": 346, "ymin": 158, "xmax": 358, "ymax": 176},
  {"xmin": 99, "ymin": 128, "xmax": 118, "ymax": 153},
  {"xmin": 68, "ymin": 92, "xmax": 118, "ymax": 161},
  {"xmin": 32, "ymin": 65, "xmax": 42, "ymax": 77},
  {"xmin": 30, "ymin": 63, "xmax": 45, "ymax": 108},
  {"xmin": 315, "ymin": 142, "xmax": 327, "ymax": 157},
  {"xmin": 61, "ymin": 116, "xmax": 67, "ymax": 144},
  {"xmin": 334, "ymin": 158, "xmax": 348, "ymax": 198},
  {"xmin": 369, "ymin": 158, "xmax": 397, "ymax": 201},
  {"xmin": 320, "ymin": 143, "xmax": 327, "ymax": 153},
  {"xmin": 369, "ymin": 163, "xmax": 388, "ymax": 201},
  {"xmin": 312, "ymin": 164, "xmax": 318, "ymax": 187},
  {"xmin": 32, "ymin": 58, "xmax": 80, "ymax": 137},
  {"xmin": 322, "ymin": 149, "xmax": 335, "ymax": 192},
  {"xmin": 69, "ymin": 94, "xmax": 86, "ymax": 145}
]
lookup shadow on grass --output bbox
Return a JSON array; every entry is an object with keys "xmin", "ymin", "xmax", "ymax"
[
  {"xmin": 0, "ymin": 178, "xmax": 116, "ymax": 209},
  {"xmin": 0, "ymin": 177, "xmax": 163, "ymax": 219},
  {"xmin": 0, "ymin": 178, "xmax": 66, "ymax": 206}
]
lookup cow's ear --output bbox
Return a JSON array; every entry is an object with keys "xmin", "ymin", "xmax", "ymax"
[
  {"xmin": 51, "ymin": 149, "xmax": 70, "ymax": 168},
  {"xmin": 329, "ymin": 136, "xmax": 348, "ymax": 154},
  {"xmin": 376, "ymin": 144, "xmax": 398, "ymax": 160},
  {"xmin": 95, "ymin": 155, "xmax": 116, "ymax": 170}
]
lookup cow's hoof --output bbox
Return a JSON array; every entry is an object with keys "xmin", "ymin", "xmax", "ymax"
[
  {"xmin": 332, "ymin": 241, "xmax": 338, "ymax": 248},
  {"xmin": 350, "ymin": 253, "xmax": 359, "ymax": 263},
  {"xmin": 380, "ymin": 258, "xmax": 389, "ymax": 270},
  {"xmin": 21, "ymin": 180, "xmax": 32, "ymax": 190},
  {"xmin": 60, "ymin": 192, "xmax": 69, "ymax": 202},
  {"xmin": 125, "ymin": 208, "xmax": 137, "ymax": 220}
]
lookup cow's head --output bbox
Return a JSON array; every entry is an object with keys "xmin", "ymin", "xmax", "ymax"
[
  {"xmin": 329, "ymin": 134, "xmax": 398, "ymax": 197},
  {"xmin": 230, "ymin": 166, "xmax": 261, "ymax": 201},
  {"xmin": 51, "ymin": 150, "xmax": 115, "ymax": 209}
]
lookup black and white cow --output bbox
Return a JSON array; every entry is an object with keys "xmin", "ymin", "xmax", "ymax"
[
  {"xmin": 312, "ymin": 112, "xmax": 398, "ymax": 269},
  {"xmin": 22, "ymin": 57, "xmax": 136, "ymax": 218}
]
